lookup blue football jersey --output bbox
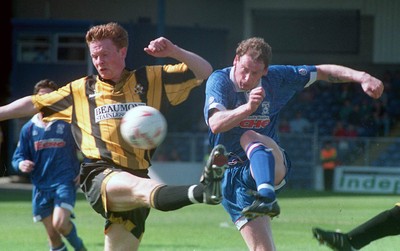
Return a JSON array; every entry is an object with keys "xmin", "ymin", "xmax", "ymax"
[
  {"xmin": 12, "ymin": 114, "xmax": 80, "ymax": 190},
  {"xmin": 204, "ymin": 65, "xmax": 317, "ymax": 160}
]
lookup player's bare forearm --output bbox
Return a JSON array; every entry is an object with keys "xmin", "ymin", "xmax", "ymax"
[
  {"xmin": 316, "ymin": 64, "xmax": 384, "ymax": 99},
  {"xmin": 316, "ymin": 64, "xmax": 367, "ymax": 83},
  {"xmin": 0, "ymin": 96, "xmax": 38, "ymax": 121},
  {"xmin": 209, "ymin": 105, "xmax": 253, "ymax": 133},
  {"xmin": 144, "ymin": 37, "xmax": 212, "ymax": 80},
  {"xmin": 173, "ymin": 47, "xmax": 213, "ymax": 80}
]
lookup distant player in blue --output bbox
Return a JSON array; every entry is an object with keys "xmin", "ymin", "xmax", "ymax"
[
  {"xmin": 12, "ymin": 79, "xmax": 86, "ymax": 251},
  {"xmin": 204, "ymin": 37, "xmax": 384, "ymax": 250}
]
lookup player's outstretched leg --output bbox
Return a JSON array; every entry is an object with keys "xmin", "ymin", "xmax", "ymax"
[
  {"xmin": 241, "ymin": 190, "xmax": 280, "ymax": 219},
  {"xmin": 312, "ymin": 227, "xmax": 355, "ymax": 251},
  {"xmin": 201, "ymin": 144, "xmax": 228, "ymax": 204}
]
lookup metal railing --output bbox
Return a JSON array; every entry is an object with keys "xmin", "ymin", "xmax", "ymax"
[
  {"xmin": 153, "ymin": 132, "xmax": 400, "ymax": 189},
  {"xmin": 154, "ymin": 132, "xmax": 400, "ymax": 166}
]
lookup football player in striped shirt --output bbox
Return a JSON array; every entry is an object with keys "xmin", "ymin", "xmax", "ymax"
[{"xmin": 0, "ymin": 22, "xmax": 228, "ymax": 250}]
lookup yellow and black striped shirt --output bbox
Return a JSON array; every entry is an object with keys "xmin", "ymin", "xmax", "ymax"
[{"xmin": 32, "ymin": 63, "xmax": 202, "ymax": 170}]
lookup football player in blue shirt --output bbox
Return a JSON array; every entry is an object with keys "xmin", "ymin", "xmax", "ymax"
[
  {"xmin": 12, "ymin": 79, "xmax": 86, "ymax": 251},
  {"xmin": 203, "ymin": 37, "xmax": 383, "ymax": 250}
]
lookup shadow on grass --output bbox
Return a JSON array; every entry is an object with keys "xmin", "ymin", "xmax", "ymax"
[{"xmin": 2, "ymin": 187, "xmax": 396, "ymax": 202}]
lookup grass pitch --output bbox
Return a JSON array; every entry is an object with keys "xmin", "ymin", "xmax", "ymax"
[{"xmin": 0, "ymin": 188, "xmax": 399, "ymax": 250}]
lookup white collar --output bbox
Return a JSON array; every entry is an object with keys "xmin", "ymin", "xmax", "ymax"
[{"xmin": 31, "ymin": 113, "xmax": 53, "ymax": 128}]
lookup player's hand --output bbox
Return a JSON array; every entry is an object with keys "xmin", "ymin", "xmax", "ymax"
[
  {"xmin": 144, "ymin": 37, "xmax": 178, "ymax": 58},
  {"xmin": 18, "ymin": 160, "xmax": 34, "ymax": 173},
  {"xmin": 360, "ymin": 75, "xmax": 384, "ymax": 99},
  {"xmin": 247, "ymin": 87, "xmax": 265, "ymax": 112}
]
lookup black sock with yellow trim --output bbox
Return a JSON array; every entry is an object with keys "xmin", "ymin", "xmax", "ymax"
[{"xmin": 151, "ymin": 184, "xmax": 204, "ymax": 211}]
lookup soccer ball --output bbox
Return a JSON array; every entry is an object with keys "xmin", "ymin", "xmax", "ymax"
[{"xmin": 120, "ymin": 105, "xmax": 167, "ymax": 150}]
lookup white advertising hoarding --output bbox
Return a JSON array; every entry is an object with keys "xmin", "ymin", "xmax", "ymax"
[{"xmin": 334, "ymin": 166, "xmax": 400, "ymax": 194}]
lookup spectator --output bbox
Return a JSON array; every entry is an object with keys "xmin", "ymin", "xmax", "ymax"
[
  {"xmin": 346, "ymin": 124, "xmax": 359, "ymax": 138},
  {"xmin": 359, "ymin": 99, "xmax": 373, "ymax": 118},
  {"xmin": 154, "ymin": 148, "xmax": 169, "ymax": 161},
  {"xmin": 169, "ymin": 148, "xmax": 182, "ymax": 161},
  {"xmin": 372, "ymin": 99, "xmax": 390, "ymax": 136},
  {"xmin": 278, "ymin": 117, "xmax": 291, "ymax": 133},
  {"xmin": 348, "ymin": 104, "xmax": 363, "ymax": 126},
  {"xmin": 382, "ymin": 80, "xmax": 398, "ymax": 120},
  {"xmin": 290, "ymin": 111, "xmax": 311, "ymax": 133},
  {"xmin": 360, "ymin": 113, "xmax": 378, "ymax": 137},
  {"xmin": 337, "ymin": 84, "xmax": 355, "ymax": 104},
  {"xmin": 332, "ymin": 121, "xmax": 348, "ymax": 137},
  {"xmin": 338, "ymin": 99, "xmax": 353, "ymax": 121},
  {"xmin": 320, "ymin": 141, "xmax": 338, "ymax": 191},
  {"xmin": 332, "ymin": 121, "xmax": 350, "ymax": 160}
]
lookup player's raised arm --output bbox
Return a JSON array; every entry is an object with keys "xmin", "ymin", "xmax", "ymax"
[
  {"xmin": 0, "ymin": 96, "xmax": 38, "ymax": 121},
  {"xmin": 316, "ymin": 64, "xmax": 384, "ymax": 99},
  {"xmin": 144, "ymin": 37, "xmax": 213, "ymax": 80}
]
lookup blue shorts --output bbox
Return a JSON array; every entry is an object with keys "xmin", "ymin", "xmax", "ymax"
[
  {"xmin": 32, "ymin": 182, "xmax": 77, "ymax": 222},
  {"xmin": 221, "ymin": 150, "xmax": 291, "ymax": 230}
]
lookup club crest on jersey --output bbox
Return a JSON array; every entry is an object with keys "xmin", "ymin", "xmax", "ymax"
[
  {"xmin": 261, "ymin": 101, "xmax": 270, "ymax": 115},
  {"xmin": 134, "ymin": 84, "xmax": 144, "ymax": 94},
  {"xmin": 56, "ymin": 124, "xmax": 65, "ymax": 134},
  {"xmin": 299, "ymin": 68, "xmax": 308, "ymax": 76}
]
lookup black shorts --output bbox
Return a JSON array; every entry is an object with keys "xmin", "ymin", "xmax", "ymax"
[{"xmin": 80, "ymin": 160, "xmax": 151, "ymax": 239}]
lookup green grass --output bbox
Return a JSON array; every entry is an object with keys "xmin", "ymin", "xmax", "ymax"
[{"xmin": 1, "ymin": 189, "xmax": 399, "ymax": 250}]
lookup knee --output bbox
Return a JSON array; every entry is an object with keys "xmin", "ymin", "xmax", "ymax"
[
  {"xmin": 240, "ymin": 130, "xmax": 259, "ymax": 148},
  {"xmin": 53, "ymin": 218, "xmax": 71, "ymax": 236}
]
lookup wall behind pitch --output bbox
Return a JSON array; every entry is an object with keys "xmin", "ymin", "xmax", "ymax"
[{"xmin": 149, "ymin": 161, "xmax": 204, "ymax": 185}]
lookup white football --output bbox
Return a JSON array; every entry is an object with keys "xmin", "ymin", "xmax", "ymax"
[{"xmin": 120, "ymin": 105, "xmax": 167, "ymax": 150}]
